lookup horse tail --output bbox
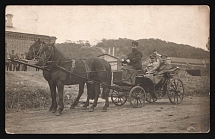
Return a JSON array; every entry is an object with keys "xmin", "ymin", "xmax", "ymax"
[{"xmin": 101, "ymin": 61, "xmax": 112, "ymax": 99}]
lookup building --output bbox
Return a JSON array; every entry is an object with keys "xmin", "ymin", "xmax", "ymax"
[
  {"xmin": 98, "ymin": 53, "xmax": 120, "ymax": 71},
  {"xmin": 169, "ymin": 57, "xmax": 207, "ymax": 69},
  {"xmin": 5, "ymin": 14, "xmax": 57, "ymax": 55},
  {"xmin": 169, "ymin": 57, "xmax": 210, "ymax": 76}
]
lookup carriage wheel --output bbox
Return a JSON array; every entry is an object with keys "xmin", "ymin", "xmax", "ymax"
[
  {"xmin": 167, "ymin": 78, "xmax": 184, "ymax": 104},
  {"xmin": 146, "ymin": 93, "xmax": 157, "ymax": 103},
  {"xmin": 129, "ymin": 86, "xmax": 146, "ymax": 108},
  {"xmin": 110, "ymin": 90, "xmax": 127, "ymax": 106}
]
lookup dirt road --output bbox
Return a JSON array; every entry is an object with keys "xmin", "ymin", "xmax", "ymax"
[
  {"xmin": 5, "ymin": 71, "xmax": 210, "ymax": 133},
  {"xmin": 5, "ymin": 96, "xmax": 209, "ymax": 133}
]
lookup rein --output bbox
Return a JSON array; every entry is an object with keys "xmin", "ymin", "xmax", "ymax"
[
  {"xmin": 43, "ymin": 46, "xmax": 54, "ymax": 66},
  {"xmin": 55, "ymin": 65, "xmax": 111, "ymax": 87},
  {"xmin": 36, "ymin": 44, "xmax": 54, "ymax": 67},
  {"xmin": 32, "ymin": 42, "xmax": 43, "ymax": 60},
  {"xmin": 38, "ymin": 45, "xmax": 109, "ymax": 85}
]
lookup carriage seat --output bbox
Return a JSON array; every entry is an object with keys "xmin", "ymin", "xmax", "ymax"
[
  {"xmin": 136, "ymin": 70, "xmax": 146, "ymax": 77},
  {"xmin": 139, "ymin": 66, "xmax": 180, "ymax": 77}
]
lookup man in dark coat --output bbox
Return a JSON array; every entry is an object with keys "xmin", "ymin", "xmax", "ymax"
[
  {"xmin": 10, "ymin": 50, "xmax": 16, "ymax": 71},
  {"xmin": 122, "ymin": 41, "xmax": 143, "ymax": 70},
  {"xmin": 120, "ymin": 41, "xmax": 143, "ymax": 85}
]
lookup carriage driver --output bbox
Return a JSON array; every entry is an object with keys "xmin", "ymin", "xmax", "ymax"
[{"xmin": 121, "ymin": 41, "xmax": 143, "ymax": 70}]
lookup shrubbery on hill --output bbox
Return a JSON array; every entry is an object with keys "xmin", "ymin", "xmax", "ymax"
[{"xmin": 55, "ymin": 38, "xmax": 209, "ymax": 60}]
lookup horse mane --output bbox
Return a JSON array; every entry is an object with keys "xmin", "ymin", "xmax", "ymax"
[{"xmin": 49, "ymin": 44, "xmax": 66, "ymax": 66}]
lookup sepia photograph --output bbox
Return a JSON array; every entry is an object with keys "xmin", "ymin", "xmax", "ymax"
[{"xmin": 5, "ymin": 5, "xmax": 210, "ymax": 134}]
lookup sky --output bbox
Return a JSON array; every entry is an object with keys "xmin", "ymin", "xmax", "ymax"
[{"xmin": 6, "ymin": 5, "xmax": 210, "ymax": 50}]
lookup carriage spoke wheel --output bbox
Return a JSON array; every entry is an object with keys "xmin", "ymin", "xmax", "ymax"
[
  {"xmin": 167, "ymin": 78, "xmax": 184, "ymax": 104},
  {"xmin": 111, "ymin": 90, "xmax": 127, "ymax": 106},
  {"xmin": 129, "ymin": 86, "xmax": 146, "ymax": 108}
]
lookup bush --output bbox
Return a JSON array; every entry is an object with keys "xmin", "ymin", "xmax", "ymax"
[
  {"xmin": 5, "ymin": 87, "xmax": 51, "ymax": 112},
  {"xmin": 175, "ymin": 70, "xmax": 210, "ymax": 96}
]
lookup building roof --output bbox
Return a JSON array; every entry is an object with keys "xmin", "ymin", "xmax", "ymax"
[
  {"xmin": 97, "ymin": 53, "xmax": 119, "ymax": 59},
  {"xmin": 5, "ymin": 26, "xmax": 39, "ymax": 35},
  {"xmin": 5, "ymin": 26, "xmax": 56, "ymax": 39},
  {"xmin": 170, "ymin": 57, "xmax": 204, "ymax": 65}
]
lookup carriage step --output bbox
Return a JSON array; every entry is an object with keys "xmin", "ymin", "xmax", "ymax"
[{"xmin": 109, "ymin": 86, "xmax": 131, "ymax": 92}]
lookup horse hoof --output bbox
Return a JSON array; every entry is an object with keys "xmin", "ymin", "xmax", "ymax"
[
  {"xmin": 102, "ymin": 107, "xmax": 107, "ymax": 112},
  {"xmin": 49, "ymin": 107, "xmax": 53, "ymax": 111},
  {"xmin": 52, "ymin": 109, "xmax": 56, "ymax": 113},
  {"xmin": 70, "ymin": 106, "xmax": 75, "ymax": 109},
  {"xmin": 89, "ymin": 108, "xmax": 94, "ymax": 112},
  {"xmin": 55, "ymin": 112, "xmax": 61, "ymax": 116}
]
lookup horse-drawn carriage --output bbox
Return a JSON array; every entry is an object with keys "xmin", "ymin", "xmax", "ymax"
[
  {"xmin": 109, "ymin": 66, "xmax": 184, "ymax": 108},
  {"xmin": 10, "ymin": 39, "xmax": 185, "ymax": 115}
]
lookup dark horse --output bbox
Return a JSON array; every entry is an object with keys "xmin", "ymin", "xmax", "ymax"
[{"xmin": 26, "ymin": 40, "xmax": 112, "ymax": 116}]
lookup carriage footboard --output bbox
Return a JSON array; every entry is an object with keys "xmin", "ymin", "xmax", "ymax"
[{"xmin": 109, "ymin": 85, "xmax": 132, "ymax": 92}]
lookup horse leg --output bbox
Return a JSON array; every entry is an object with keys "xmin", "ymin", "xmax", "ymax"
[
  {"xmin": 11, "ymin": 63, "xmax": 14, "ymax": 71},
  {"xmin": 102, "ymin": 87, "xmax": 110, "ymax": 112},
  {"xmin": 70, "ymin": 82, "xmax": 85, "ymax": 109},
  {"xmin": 48, "ymin": 81, "xmax": 57, "ymax": 113},
  {"xmin": 82, "ymin": 83, "xmax": 92, "ymax": 110},
  {"xmin": 89, "ymin": 83, "xmax": 100, "ymax": 112},
  {"xmin": 13, "ymin": 63, "xmax": 16, "ymax": 71},
  {"xmin": 83, "ymin": 94, "xmax": 90, "ymax": 110},
  {"xmin": 9, "ymin": 63, "xmax": 12, "ymax": 71},
  {"xmin": 56, "ymin": 81, "xmax": 65, "ymax": 116}
]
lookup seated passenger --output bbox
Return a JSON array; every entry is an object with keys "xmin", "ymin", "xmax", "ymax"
[
  {"xmin": 144, "ymin": 54, "xmax": 172, "ymax": 88},
  {"xmin": 154, "ymin": 54, "xmax": 172, "ymax": 75},
  {"xmin": 152, "ymin": 50, "xmax": 162, "ymax": 64},
  {"xmin": 154, "ymin": 54, "xmax": 172, "ymax": 95},
  {"xmin": 145, "ymin": 54, "xmax": 160, "ymax": 74}
]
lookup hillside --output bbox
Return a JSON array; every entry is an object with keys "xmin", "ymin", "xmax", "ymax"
[
  {"xmin": 55, "ymin": 43, "xmax": 104, "ymax": 59},
  {"xmin": 55, "ymin": 38, "xmax": 210, "ymax": 60}
]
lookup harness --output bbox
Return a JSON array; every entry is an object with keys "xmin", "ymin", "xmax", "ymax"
[
  {"xmin": 81, "ymin": 60, "xmax": 91, "ymax": 79},
  {"xmin": 32, "ymin": 42, "xmax": 43, "ymax": 61},
  {"xmin": 43, "ymin": 46, "xmax": 54, "ymax": 66},
  {"xmin": 37, "ymin": 44, "xmax": 109, "ymax": 85},
  {"xmin": 68, "ymin": 59, "xmax": 108, "ymax": 84}
]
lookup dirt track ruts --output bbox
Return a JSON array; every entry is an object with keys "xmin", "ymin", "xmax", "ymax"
[{"xmin": 5, "ymin": 96, "xmax": 210, "ymax": 133}]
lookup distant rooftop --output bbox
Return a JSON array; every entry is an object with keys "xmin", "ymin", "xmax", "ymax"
[
  {"xmin": 5, "ymin": 26, "xmax": 39, "ymax": 35},
  {"xmin": 5, "ymin": 14, "xmax": 55, "ymax": 38},
  {"xmin": 170, "ymin": 57, "xmax": 204, "ymax": 65},
  {"xmin": 97, "ymin": 53, "xmax": 118, "ymax": 59}
]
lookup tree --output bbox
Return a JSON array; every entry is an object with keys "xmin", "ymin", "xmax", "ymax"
[{"xmin": 206, "ymin": 37, "xmax": 210, "ymax": 51}]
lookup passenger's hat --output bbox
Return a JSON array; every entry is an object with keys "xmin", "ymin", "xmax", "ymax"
[
  {"xmin": 131, "ymin": 41, "xmax": 139, "ymax": 46},
  {"xmin": 150, "ymin": 54, "xmax": 156, "ymax": 58},
  {"xmin": 161, "ymin": 54, "xmax": 168, "ymax": 58}
]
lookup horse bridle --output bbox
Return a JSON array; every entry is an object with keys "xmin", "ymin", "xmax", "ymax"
[
  {"xmin": 32, "ymin": 42, "xmax": 43, "ymax": 61},
  {"xmin": 40, "ymin": 45, "xmax": 54, "ymax": 66}
]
